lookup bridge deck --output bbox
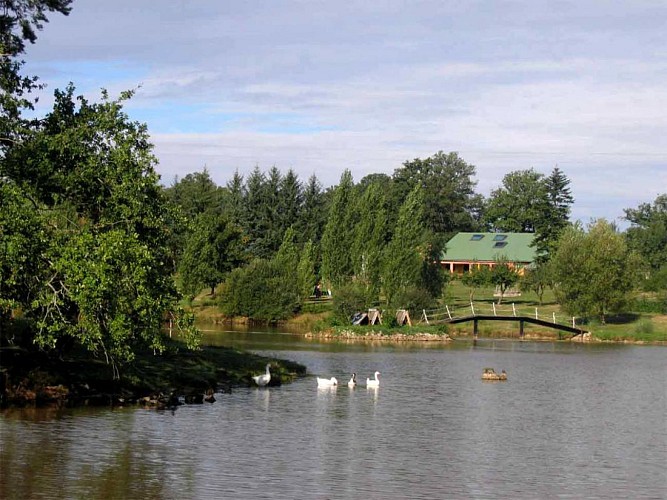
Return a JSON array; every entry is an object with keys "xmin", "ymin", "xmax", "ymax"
[{"xmin": 445, "ymin": 315, "xmax": 588, "ymax": 336}]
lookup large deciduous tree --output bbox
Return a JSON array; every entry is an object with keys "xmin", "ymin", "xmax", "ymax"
[
  {"xmin": 178, "ymin": 211, "xmax": 246, "ymax": 299},
  {"xmin": 484, "ymin": 168, "xmax": 548, "ymax": 233},
  {"xmin": 391, "ymin": 151, "xmax": 483, "ymax": 236},
  {"xmin": 1, "ymin": 0, "xmax": 72, "ymax": 147},
  {"xmin": 624, "ymin": 194, "xmax": 667, "ymax": 287},
  {"xmin": 485, "ymin": 167, "xmax": 574, "ymax": 260},
  {"xmin": 551, "ymin": 219, "xmax": 642, "ymax": 324},
  {"xmin": 1, "ymin": 85, "xmax": 198, "ymax": 374}
]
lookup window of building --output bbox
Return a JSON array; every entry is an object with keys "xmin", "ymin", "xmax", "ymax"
[
  {"xmin": 494, "ymin": 241, "xmax": 508, "ymax": 248},
  {"xmin": 470, "ymin": 234, "xmax": 484, "ymax": 241},
  {"xmin": 493, "ymin": 234, "xmax": 507, "ymax": 241}
]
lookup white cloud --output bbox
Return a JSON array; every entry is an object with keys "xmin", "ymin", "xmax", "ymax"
[{"xmin": 20, "ymin": 0, "xmax": 667, "ymax": 226}]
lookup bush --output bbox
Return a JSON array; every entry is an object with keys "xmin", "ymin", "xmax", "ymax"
[
  {"xmin": 634, "ymin": 318, "xmax": 655, "ymax": 335},
  {"xmin": 391, "ymin": 286, "xmax": 436, "ymax": 317},
  {"xmin": 218, "ymin": 259, "xmax": 300, "ymax": 321},
  {"xmin": 332, "ymin": 283, "xmax": 374, "ymax": 323},
  {"xmin": 630, "ymin": 297, "xmax": 667, "ymax": 314}
]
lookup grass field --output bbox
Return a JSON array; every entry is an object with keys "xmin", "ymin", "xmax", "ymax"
[{"xmin": 186, "ymin": 279, "xmax": 667, "ymax": 343}]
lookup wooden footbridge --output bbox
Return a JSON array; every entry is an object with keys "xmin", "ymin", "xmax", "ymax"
[{"xmin": 419, "ymin": 302, "xmax": 589, "ymax": 338}]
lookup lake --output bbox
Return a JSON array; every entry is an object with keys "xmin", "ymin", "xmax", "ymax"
[{"xmin": 1, "ymin": 330, "xmax": 665, "ymax": 499}]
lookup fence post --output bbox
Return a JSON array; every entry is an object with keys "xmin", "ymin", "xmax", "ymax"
[
  {"xmin": 535, "ymin": 308, "xmax": 538, "ymax": 319},
  {"xmin": 492, "ymin": 303, "xmax": 497, "ymax": 316},
  {"xmin": 446, "ymin": 305, "xmax": 452, "ymax": 320},
  {"xmin": 470, "ymin": 302, "xmax": 475, "ymax": 316},
  {"xmin": 422, "ymin": 309, "xmax": 429, "ymax": 325},
  {"xmin": 572, "ymin": 317, "xmax": 576, "ymax": 328},
  {"xmin": 512, "ymin": 303, "xmax": 516, "ymax": 317},
  {"xmin": 553, "ymin": 312, "xmax": 556, "ymax": 323}
]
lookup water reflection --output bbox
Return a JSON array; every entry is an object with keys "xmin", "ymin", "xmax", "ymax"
[
  {"xmin": 254, "ymin": 386, "xmax": 271, "ymax": 412},
  {"xmin": 1, "ymin": 334, "xmax": 665, "ymax": 499}
]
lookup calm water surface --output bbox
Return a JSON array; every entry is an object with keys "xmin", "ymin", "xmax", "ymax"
[{"xmin": 1, "ymin": 329, "xmax": 665, "ymax": 499}]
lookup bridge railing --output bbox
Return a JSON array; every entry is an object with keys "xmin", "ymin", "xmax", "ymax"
[{"xmin": 419, "ymin": 302, "xmax": 580, "ymax": 329}]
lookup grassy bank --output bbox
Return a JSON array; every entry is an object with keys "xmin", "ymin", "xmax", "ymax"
[
  {"xmin": 187, "ymin": 280, "xmax": 667, "ymax": 344},
  {"xmin": 0, "ymin": 338, "xmax": 306, "ymax": 408}
]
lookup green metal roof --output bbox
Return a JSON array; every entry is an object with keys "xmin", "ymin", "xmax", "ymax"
[{"xmin": 440, "ymin": 232, "xmax": 537, "ymax": 263}]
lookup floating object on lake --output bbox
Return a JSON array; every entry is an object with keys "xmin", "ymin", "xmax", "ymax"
[
  {"xmin": 482, "ymin": 368, "xmax": 507, "ymax": 381},
  {"xmin": 348, "ymin": 373, "xmax": 357, "ymax": 388},
  {"xmin": 252, "ymin": 364, "xmax": 272, "ymax": 387},
  {"xmin": 366, "ymin": 371, "xmax": 380, "ymax": 388},
  {"xmin": 317, "ymin": 376, "xmax": 338, "ymax": 388}
]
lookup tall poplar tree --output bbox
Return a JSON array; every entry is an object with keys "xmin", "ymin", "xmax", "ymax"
[
  {"xmin": 352, "ymin": 182, "xmax": 388, "ymax": 299},
  {"xmin": 320, "ymin": 170, "xmax": 356, "ymax": 290},
  {"xmin": 382, "ymin": 184, "xmax": 427, "ymax": 306}
]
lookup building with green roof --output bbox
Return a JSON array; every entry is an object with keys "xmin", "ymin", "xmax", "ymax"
[{"xmin": 440, "ymin": 232, "xmax": 537, "ymax": 274}]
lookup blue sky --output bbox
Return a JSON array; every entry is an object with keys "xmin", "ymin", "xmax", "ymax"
[{"xmin": 23, "ymin": 0, "xmax": 667, "ymax": 225}]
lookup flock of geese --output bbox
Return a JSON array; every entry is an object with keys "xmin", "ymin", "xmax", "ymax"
[
  {"xmin": 251, "ymin": 364, "xmax": 381, "ymax": 389},
  {"xmin": 317, "ymin": 371, "xmax": 380, "ymax": 389}
]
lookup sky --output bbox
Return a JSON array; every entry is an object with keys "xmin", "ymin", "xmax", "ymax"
[{"xmin": 22, "ymin": 0, "xmax": 667, "ymax": 226}]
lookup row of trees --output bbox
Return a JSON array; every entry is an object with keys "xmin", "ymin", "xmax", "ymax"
[
  {"xmin": 165, "ymin": 154, "xmax": 577, "ymax": 320},
  {"xmin": 165, "ymin": 155, "xmax": 667, "ymax": 325}
]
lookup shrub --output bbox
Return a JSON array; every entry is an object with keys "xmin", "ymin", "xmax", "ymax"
[
  {"xmin": 332, "ymin": 283, "xmax": 374, "ymax": 322},
  {"xmin": 219, "ymin": 259, "xmax": 300, "ymax": 321},
  {"xmin": 391, "ymin": 286, "xmax": 436, "ymax": 317},
  {"xmin": 634, "ymin": 318, "xmax": 655, "ymax": 335}
]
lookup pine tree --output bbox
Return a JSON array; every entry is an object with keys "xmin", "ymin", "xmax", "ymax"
[
  {"xmin": 535, "ymin": 167, "xmax": 574, "ymax": 260},
  {"xmin": 278, "ymin": 169, "xmax": 303, "ymax": 236},
  {"xmin": 298, "ymin": 174, "xmax": 326, "ymax": 245}
]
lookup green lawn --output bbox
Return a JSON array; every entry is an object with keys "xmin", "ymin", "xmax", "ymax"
[{"xmin": 438, "ymin": 279, "xmax": 667, "ymax": 343}]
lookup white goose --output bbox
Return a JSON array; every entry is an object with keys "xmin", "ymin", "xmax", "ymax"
[
  {"xmin": 347, "ymin": 373, "xmax": 357, "ymax": 388},
  {"xmin": 316, "ymin": 376, "xmax": 338, "ymax": 388},
  {"xmin": 366, "ymin": 371, "xmax": 380, "ymax": 388},
  {"xmin": 252, "ymin": 363, "xmax": 271, "ymax": 387}
]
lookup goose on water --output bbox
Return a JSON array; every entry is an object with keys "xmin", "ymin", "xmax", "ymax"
[
  {"xmin": 316, "ymin": 376, "xmax": 338, "ymax": 388},
  {"xmin": 347, "ymin": 373, "xmax": 357, "ymax": 388},
  {"xmin": 252, "ymin": 364, "xmax": 271, "ymax": 387},
  {"xmin": 366, "ymin": 371, "xmax": 380, "ymax": 388}
]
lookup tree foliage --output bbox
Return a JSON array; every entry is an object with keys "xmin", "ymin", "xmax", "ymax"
[
  {"xmin": 624, "ymin": 194, "xmax": 667, "ymax": 277},
  {"xmin": 391, "ymin": 151, "xmax": 482, "ymax": 235},
  {"xmin": 1, "ymin": 0, "xmax": 72, "ymax": 145},
  {"xmin": 351, "ymin": 181, "xmax": 388, "ymax": 299},
  {"xmin": 1, "ymin": 85, "xmax": 198, "ymax": 374},
  {"xmin": 320, "ymin": 170, "xmax": 356, "ymax": 289},
  {"xmin": 178, "ymin": 211, "xmax": 245, "ymax": 298},
  {"xmin": 489, "ymin": 257, "xmax": 520, "ymax": 304},
  {"xmin": 461, "ymin": 265, "xmax": 491, "ymax": 301},
  {"xmin": 485, "ymin": 167, "xmax": 574, "ymax": 260},
  {"xmin": 219, "ymin": 258, "xmax": 301, "ymax": 321},
  {"xmin": 484, "ymin": 168, "xmax": 548, "ymax": 233},
  {"xmin": 551, "ymin": 219, "xmax": 641, "ymax": 323},
  {"xmin": 382, "ymin": 184, "xmax": 429, "ymax": 306},
  {"xmin": 519, "ymin": 262, "xmax": 552, "ymax": 305}
]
